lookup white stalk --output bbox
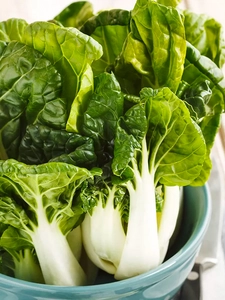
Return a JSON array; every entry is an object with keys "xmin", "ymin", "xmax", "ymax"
[
  {"xmin": 158, "ymin": 185, "xmax": 181, "ymax": 263},
  {"xmin": 115, "ymin": 140, "xmax": 160, "ymax": 280},
  {"xmin": 31, "ymin": 203, "xmax": 86, "ymax": 286},
  {"xmin": 82, "ymin": 186, "xmax": 126, "ymax": 274}
]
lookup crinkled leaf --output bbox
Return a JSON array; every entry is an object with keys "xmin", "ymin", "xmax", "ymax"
[
  {"xmin": 177, "ymin": 80, "xmax": 212, "ymax": 121},
  {"xmin": 0, "ymin": 18, "xmax": 27, "ymax": 42},
  {"xmin": 82, "ymin": 72, "xmax": 124, "ymax": 165},
  {"xmin": 0, "ymin": 20, "xmax": 103, "ymax": 161},
  {"xmin": 19, "ymin": 124, "xmax": 97, "ymax": 167},
  {"xmin": 0, "ymin": 197, "xmax": 30, "ymax": 230},
  {"xmin": 0, "ymin": 41, "xmax": 65, "ymax": 160}
]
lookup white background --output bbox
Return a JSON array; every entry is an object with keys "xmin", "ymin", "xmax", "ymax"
[{"xmin": 0, "ymin": 0, "xmax": 136, "ymax": 22}]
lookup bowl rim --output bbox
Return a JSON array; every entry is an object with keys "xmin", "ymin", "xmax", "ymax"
[{"xmin": 0, "ymin": 184, "xmax": 211, "ymax": 292}]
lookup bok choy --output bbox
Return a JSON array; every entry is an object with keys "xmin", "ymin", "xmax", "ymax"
[
  {"xmin": 0, "ymin": 0, "xmax": 224, "ymax": 286},
  {"xmin": 0, "ymin": 160, "xmax": 101, "ymax": 285},
  {"xmin": 81, "ymin": 87, "xmax": 206, "ymax": 279}
]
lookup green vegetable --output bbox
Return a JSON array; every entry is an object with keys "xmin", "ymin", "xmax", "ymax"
[
  {"xmin": 181, "ymin": 42, "xmax": 225, "ymax": 183},
  {"xmin": 19, "ymin": 124, "xmax": 97, "ymax": 167},
  {"xmin": 0, "ymin": 160, "xmax": 101, "ymax": 285},
  {"xmin": 81, "ymin": 87, "xmax": 206, "ymax": 279},
  {"xmin": 0, "ymin": 0, "xmax": 224, "ymax": 286},
  {"xmin": 0, "ymin": 19, "xmax": 102, "ymax": 161}
]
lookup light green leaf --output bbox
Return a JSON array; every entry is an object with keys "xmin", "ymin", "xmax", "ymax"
[{"xmin": 22, "ymin": 21, "xmax": 103, "ymax": 114}]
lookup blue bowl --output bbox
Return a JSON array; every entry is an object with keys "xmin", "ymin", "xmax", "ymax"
[{"xmin": 0, "ymin": 185, "xmax": 211, "ymax": 300}]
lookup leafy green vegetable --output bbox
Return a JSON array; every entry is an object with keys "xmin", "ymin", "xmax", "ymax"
[
  {"xmin": 0, "ymin": 245, "xmax": 44, "ymax": 283},
  {"xmin": 0, "ymin": 18, "xmax": 27, "ymax": 41},
  {"xmin": 22, "ymin": 21, "xmax": 103, "ymax": 132},
  {"xmin": 0, "ymin": 160, "xmax": 101, "ymax": 285},
  {"xmin": 0, "ymin": 41, "xmax": 64, "ymax": 160},
  {"xmin": 81, "ymin": 87, "xmax": 206, "ymax": 279},
  {"xmin": 0, "ymin": 0, "xmax": 224, "ymax": 286},
  {"xmin": 0, "ymin": 19, "xmax": 102, "ymax": 162},
  {"xmin": 177, "ymin": 80, "xmax": 212, "ymax": 121},
  {"xmin": 113, "ymin": 87, "xmax": 206, "ymax": 185}
]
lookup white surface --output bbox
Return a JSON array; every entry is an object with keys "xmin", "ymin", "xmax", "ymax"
[
  {"xmin": 202, "ymin": 243, "xmax": 225, "ymax": 300},
  {"xmin": 0, "ymin": 0, "xmax": 137, "ymax": 22}
]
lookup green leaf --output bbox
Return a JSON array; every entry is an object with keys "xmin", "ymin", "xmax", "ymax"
[
  {"xmin": 19, "ymin": 124, "xmax": 97, "ymax": 167},
  {"xmin": 81, "ymin": 9, "xmax": 130, "ymax": 75},
  {"xmin": 0, "ymin": 18, "xmax": 28, "ymax": 42},
  {"xmin": 113, "ymin": 87, "xmax": 206, "ymax": 186},
  {"xmin": 0, "ymin": 197, "xmax": 30, "ymax": 230},
  {"xmin": 0, "ymin": 226, "xmax": 32, "ymax": 251},
  {"xmin": 0, "ymin": 41, "xmax": 65, "ymax": 160},
  {"xmin": 0, "ymin": 20, "xmax": 103, "ymax": 160},
  {"xmin": 115, "ymin": 0, "xmax": 186, "ymax": 94},
  {"xmin": 83, "ymin": 72, "xmax": 124, "ymax": 141},
  {"xmin": 182, "ymin": 42, "xmax": 225, "ymax": 158},
  {"xmin": 177, "ymin": 80, "xmax": 212, "ymax": 120},
  {"xmin": 54, "ymin": 1, "xmax": 94, "ymax": 29},
  {"xmin": 22, "ymin": 21, "xmax": 102, "ymax": 118},
  {"xmin": 0, "ymin": 159, "xmax": 101, "ymax": 234},
  {"xmin": 82, "ymin": 72, "xmax": 124, "ymax": 165},
  {"xmin": 66, "ymin": 64, "xmax": 94, "ymax": 132},
  {"xmin": 183, "ymin": 9, "xmax": 225, "ymax": 68}
]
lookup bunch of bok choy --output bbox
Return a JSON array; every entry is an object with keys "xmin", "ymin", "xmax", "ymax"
[{"xmin": 0, "ymin": 0, "xmax": 224, "ymax": 285}]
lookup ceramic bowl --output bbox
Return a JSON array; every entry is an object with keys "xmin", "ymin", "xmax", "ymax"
[{"xmin": 0, "ymin": 185, "xmax": 211, "ymax": 300}]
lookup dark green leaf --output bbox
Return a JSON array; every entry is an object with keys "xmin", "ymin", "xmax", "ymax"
[
  {"xmin": 182, "ymin": 42, "xmax": 225, "ymax": 157},
  {"xmin": 19, "ymin": 124, "xmax": 97, "ymax": 167},
  {"xmin": 0, "ymin": 41, "xmax": 65, "ymax": 160},
  {"xmin": 82, "ymin": 72, "xmax": 124, "ymax": 165}
]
